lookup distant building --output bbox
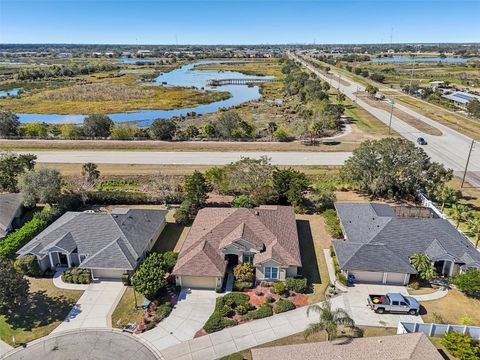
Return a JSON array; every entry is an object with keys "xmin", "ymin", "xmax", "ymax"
[
  {"xmin": 429, "ymin": 80, "xmax": 445, "ymax": 90},
  {"xmin": 443, "ymin": 91, "xmax": 480, "ymax": 108}
]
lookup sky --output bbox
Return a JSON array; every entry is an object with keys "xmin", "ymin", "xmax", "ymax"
[{"xmin": 1, "ymin": 0, "xmax": 479, "ymax": 45}]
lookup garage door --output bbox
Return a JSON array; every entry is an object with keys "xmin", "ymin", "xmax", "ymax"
[
  {"xmin": 92, "ymin": 268, "xmax": 124, "ymax": 279},
  {"xmin": 351, "ymin": 271, "xmax": 384, "ymax": 284},
  {"xmin": 385, "ymin": 272, "xmax": 407, "ymax": 285},
  {"xmin": 180, "ymin": 276, "xmax": 217, "ymax": 289}
]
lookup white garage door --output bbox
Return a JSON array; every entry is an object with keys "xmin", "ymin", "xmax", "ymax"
[
  {"xmin": 351, "ymin": 271, "xmax": 384, "ymax": 284},
  {"xmin": 385, "ymin": 272, "xmax": 407, "ymax": 285},
  {"xmin": 180, "ymin": 276, "xmax": 217, "ymax": 289},
  {"xmin": 92, "ymin": 268, "xmax": 124, "ymax": 279}
]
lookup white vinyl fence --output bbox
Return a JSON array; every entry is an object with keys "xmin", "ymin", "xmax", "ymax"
[{"xmin": 398, "ymin": 322, "xmax": 480, "ymax": 340}]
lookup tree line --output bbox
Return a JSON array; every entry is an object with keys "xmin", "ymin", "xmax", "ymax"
[{"xmin": 16, "ymin": 62, "xmax": 120, "ymax": 81}]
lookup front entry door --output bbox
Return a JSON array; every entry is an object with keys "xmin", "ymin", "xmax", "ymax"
[{"xmin": 58, "ymin": 253, "xmax": 68, "ymax": 266}]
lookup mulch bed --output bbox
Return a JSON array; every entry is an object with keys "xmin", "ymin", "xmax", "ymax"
[{"xmin": 245, "ymin": 284, "xmax": 309, "ymax": 307}]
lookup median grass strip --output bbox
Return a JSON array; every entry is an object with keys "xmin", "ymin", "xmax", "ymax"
[{"xmin": 358, "ymin": 94, "xmax": 443, "ymax": 136}]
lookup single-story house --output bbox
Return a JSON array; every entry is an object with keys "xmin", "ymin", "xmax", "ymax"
[
  {"xmin": 172, "ymin": 205, "xmax": 302, "ymax": 289},
  {"xmin": 442, "ymin": 90, "xmax": 480, "ymax": 108},
  {"xmin": 251, "ymin": 333, "xmax": 443, "ymax": 360},
  {"xmin": 17, "ymin": 208, "xmax": 168, "ymax": 279},
  {"xmin": 0, "ymin": 193, "xmax": 24, "ymax": 240},
  {"xmin": 333, "ymin": 202, "xmax": 480, "ymax": 285}
]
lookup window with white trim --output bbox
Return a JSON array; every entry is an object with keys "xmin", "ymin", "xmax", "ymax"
[
  {"xmin": 264, "ymin": 266, "xmax": 279, "ymax": 280},
  {"xmin": 244, "ymin": 254, "xmax": 254, "ymax": 264}
]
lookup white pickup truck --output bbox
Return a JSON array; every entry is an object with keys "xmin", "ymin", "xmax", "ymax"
[{"xmin": 368, "ymin": 293, "xmax": 420, "ymax": 315}]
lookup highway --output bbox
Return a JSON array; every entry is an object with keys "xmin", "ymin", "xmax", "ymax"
[
  {"xmin": 289, "ymin": 52, "xmax": 480, "ymax": 187},
  {"xmin": 17, "ymin": 150, "xmax": 352, "ymax": 166}
]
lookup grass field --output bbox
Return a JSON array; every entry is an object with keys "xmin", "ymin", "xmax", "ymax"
[
  {"xmin": 194, "ymin": 60, "xmax": 284, "ymax": 78},
  {"xmin": 0, "ymin": 277, "xmax": 83, "ymax": 346},
  {"xmin": 0, "ymin": 138, "xmax": 359, "ymax": 152}
]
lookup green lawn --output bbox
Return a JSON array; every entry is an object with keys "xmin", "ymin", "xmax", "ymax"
[
  {"xmin": 111, "ymin": 286, "xmax": 145, "ymax": 329},
  {"xmin": 295, "ymin": 215, "xmax": 331, "ymax": 304},
  {"xmin": 0, "ymin": 277, "xmax": 83, "ymax": 346},
  {"xmin": 150, "ymin": 210, "xmax": 189, "ymax": 253}
]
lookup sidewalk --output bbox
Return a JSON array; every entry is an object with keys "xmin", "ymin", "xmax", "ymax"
[
  {"xmin": 411, "ymin": 288, "xmax": 449, "ymax": 302},
  {"xmin": 0, "ymin": 339, "xmax": 13, "ymax": 358},
  {"xmin": 158, "ymin": 303, "xmax": 315, "ymax": 360}
]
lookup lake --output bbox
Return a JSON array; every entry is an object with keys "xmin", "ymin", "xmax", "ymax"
[
  {"xmin": 0, "ymin": 89, "xmax": 20, "ymax": 97},
  {"xmin": 16, "ymin": 60, "xmax": 273, "ymax": 126},
  {"xmin": 370, "ymin": 57, "xmax": 468, "ymax": 63}
]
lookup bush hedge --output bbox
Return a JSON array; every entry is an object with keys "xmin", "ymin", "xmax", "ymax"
[
  {"xmin": 323, "ymin": 209, "xmax": 343, "ymax": 238},
  {"xmin": 154, "ymin": 302, "xmax": 173, "ymax": 323},
  {"xmin": 0, "ymin": 217, "xmax": 47, "ymax": 259},
  {"xmin": 204, "ymin": 292, "xmax": 250, "ymax": 333},
  {"xmin": 286, "ymin": 277, "xmax": 308, "ymax": 293},
  {"xmin": 204, "ymin": 312, "xmax": 238, "ymax": 333},
  {"xmin": 273, "ymin": 282, "xmax": 288, "ymax": 296},
  {"xmin": 274, "ymin": 299, "xmax": 296, "ymax": 314},
  {"xmin": 242, "ymin": 304, "xmax": 273, "ymax": 321},
  {"xmin": 441, "ymin": 331, "xmax": 480, "ymax": 360},
  {"xmin": 61, "ymin": 267, "xmax": 92, "ymax": 284},
  {"xmin": 87, "ymin": 190, "xmax": 183, "ymax": 205},
  {"xmin": 14, "ymin": 255, "xmax": 41, "ymax": 276}
]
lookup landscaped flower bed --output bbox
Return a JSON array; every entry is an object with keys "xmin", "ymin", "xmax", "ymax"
[
  {"xmin": 61, "ymin": 267, "xmax": 92, "ymax": 284},
  {"xmin": 201, "ymin": 279, "xmax": 309, "ymax": 335},
  {"xmin": 134, "ymin": 284, "xmax": 180, "ymax": 334}
]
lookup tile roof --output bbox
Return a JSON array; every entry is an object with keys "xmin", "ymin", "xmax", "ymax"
[
  {"xmin": 0, "ymin": 193, "xmax": 23, "ymax": 238},
  {"xmin": 173, "ymin": 206, "xmax": 301, "ymax": 277},
  {"xmin": 17, "ymin": 208, "xmax": 167, "ymax": 270},
  {"xmin": 333, "ymin": 202, "xmax": 480, "ymax": 274},
  {"xmin": 251, "ymin": 333, "xmax": 443, "ymax": 360}
]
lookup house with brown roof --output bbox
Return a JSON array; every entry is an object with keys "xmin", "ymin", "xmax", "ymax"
[
  {"xmin": 251, "ymin": 333, "xmax": 443, "ymax": 360},
  {"xmin": 172, "ymin": 205, "xmax": 302, "ymax": 289}
]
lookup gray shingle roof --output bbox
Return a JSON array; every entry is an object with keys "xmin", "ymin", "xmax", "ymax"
[
  {"xmin": 0, "ymin": 193, "xmax": 23, "ymax": 238},
  {"xmin": 333, "ymin": 202, "xmax": 480, "ymax": 274},
  {"xmin": 17, "ymin": 208, "xmax": 167, "ymax": 270}
]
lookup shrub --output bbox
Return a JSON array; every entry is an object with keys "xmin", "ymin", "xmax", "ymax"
[
  {"xmin": 329, "ymin": 245, "xmax": 335, "ymax": 257},
  {"xmin": 231, "ymin": 195, "xmax": 253, "ymax": 208},
  {"xmin": 14, "ymin": 255, "xmax": 41, "ymax": 276},
  {"xmin": 0, "ymin": 217, "xmax": 47, "ymax": 258},
  {"xmin": 204, "ymin": 312, "xmax": 238, "ymax": 333},
  {"xmin": 242, "ymin": 304, "xmax": 273, "ymax": 321},
  {"xmin": 274, "ymin": 299, "xmax": 296, "ymax": 314},
  {"xmin": 322, "ymin": 209, "xmax": 343, "ymax": 238},
  {"xmin": 460, "ymin": 317, "xmax": 475, "ymax": 326},
  {"xmin": 233, "ymin": 263, "xmax": 255, "ymax": 282},
  {"xmin": 254, "ymin": 290, "xmax": 264, "ymax": 296},
  {"xmin": 286, "ymin": 277, "xmax": 308, "ymax": 293},
  {"xmin": 265, "ymin": 296, "xmax": 275, "ymax": 304},
  {"xmin": 273, "ymin": 282, "xmax": 287, "ymax": 295},
  {"xmin": 61, "ymin": 267, "xmax": 92, "ymax": 284},
  {"xmin": 260, "ymin": 280, "xmax": 272, "ymax": 288},
  {"xmin": 221, "ymin": 292, "xmax": 250, "ymax": 308},
  {"xmin": 215, "ymin": 287, "xmax": 223, "ymax": 293},
  {"xmin": 409, "ymin": 280, "xmax": 420, "ymax": 290},
  {"xmin": 146, "ymin": 322, "xmax": 156, "ymax": 331},
  {"xmin": 236, "ymin": 303, "xmax": 253, "ymax": 316},
  {"xmin": 441, "ymin": 331, "xmax": 480, "ymax": 360},
  {"xmin": 132, "ymin": 253, "xmax": 167, "ymax": 300},
  {"xmin": 155, "ymin": 302, "xmax": 173, "ymax": 322},
  {"xmin": 162, "ymin": 251, "xmax": 178, "ymax": 272},
  {"xmin": 121, "ymin": 273, "xmax": 130, "ymax": 285},
  {"xmin": 453, "ymin": 269, "xmax": 480, "ymax": 297},
  {"xmin": 219, "ymin": 304, "xmax": 234, "ymax": 317}
]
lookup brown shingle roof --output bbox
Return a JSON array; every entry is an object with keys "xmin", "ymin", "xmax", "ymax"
[
  {"xmin": 172, "ymin": 206, "xmax": 301, "ymax": 277},
  {"xmin": 251, "ymin": 333, "xmax": 443, "ymax": 360}
]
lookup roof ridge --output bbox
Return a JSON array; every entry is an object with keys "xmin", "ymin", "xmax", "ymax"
[
  {"xmin": 80, "ymin": 236, "xmax": 125, "ymax": 265},
  {"xmin": 108, "ymin": 211, "xmax": 141, "ymax": 258}
]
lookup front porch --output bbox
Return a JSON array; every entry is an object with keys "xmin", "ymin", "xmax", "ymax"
[
  {"xmin": 433, "ymin": 259, "xmax": 460, "ymax": 277},
  {"xmin": 47, "ymin": 250, "xmax": 81, "ymax": 269}
]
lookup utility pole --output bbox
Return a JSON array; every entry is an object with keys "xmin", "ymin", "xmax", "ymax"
[
  {"xmin": 388, "ymin": 99, "xmax": 395, "ymax": 135},
  {"xmin": 461, "ymin": 140, "xmax": 475, "ymax": 188},
  {"xmin": 409, "ymin": 61, "xmax": 416, "ymax": 95},
  {"xmin": 354, "ymin": 86, "xmax": 359, "ymax": 103}
]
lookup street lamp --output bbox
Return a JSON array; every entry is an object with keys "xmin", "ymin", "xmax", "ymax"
[{"xmin": 388, "ymin": 99, "xmax": 395, "ymax": 135}]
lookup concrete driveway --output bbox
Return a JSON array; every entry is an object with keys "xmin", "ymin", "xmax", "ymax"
[
  {"xmin": 330, "ymin": 284, "xmax": 423, "ymax": 328},
  {"xmin": 140, "ymin": 288, "xmax": 221, "ymax": 351},
  {"xmin": 52, "ymin": 280, "xmax": 125, "ymax": 333}
]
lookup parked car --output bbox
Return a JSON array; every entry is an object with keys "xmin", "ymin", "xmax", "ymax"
[
  {"xmin": 417, "ymin": 137, "xmax": 427, "ymax": 145},
  {"xmin": 367, "ymin": 293, "xmax": 420, "ymax": 315}
]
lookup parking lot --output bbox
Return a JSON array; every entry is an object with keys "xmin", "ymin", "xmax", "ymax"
[{"xmin": 331, "ymin": 284, "xmax": 424, "ymax": 328}]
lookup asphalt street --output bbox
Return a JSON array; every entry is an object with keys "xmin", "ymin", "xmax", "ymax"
[
  {"xmin": 17, "ymin": 150, "xmax": 352, "ymax": 166},
  {"xmin": 290, "ymin": 52, "xmax": 480, "ymax": 187}
]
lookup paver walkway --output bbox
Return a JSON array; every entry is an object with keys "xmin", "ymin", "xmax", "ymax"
[
  {"xmin": 53, "ymin": 280, "xmax": 125, "ymax": 333},
  {"xmin": 140, "ymin": 288, "xmax": 221, "ymax": 351}
]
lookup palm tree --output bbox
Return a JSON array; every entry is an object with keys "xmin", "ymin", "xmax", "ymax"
[
  {"xmin": 434, "ymin": 185, "xmax": 460, "ymax": 211},
  {"xmin": 466, "ymin": 215, "xmax": 480, "ymax": 248},
  {"xmin": 305, "ymin": 301, "xmax": 355, "ymax": 341},
  {"xmin": 337, "ymin": 93, "xmax": 346, "ymax": 103},
  {"xmin": 82, "ymin": 162, "xmax": 100, "ymax": 184},
  {"xmin": 410, "ymin": 253, "xmax": 435, "ymax": 280},
  {"xmin": 450, "ymin": 204, "xmax": 470, "ymax": 229}
]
